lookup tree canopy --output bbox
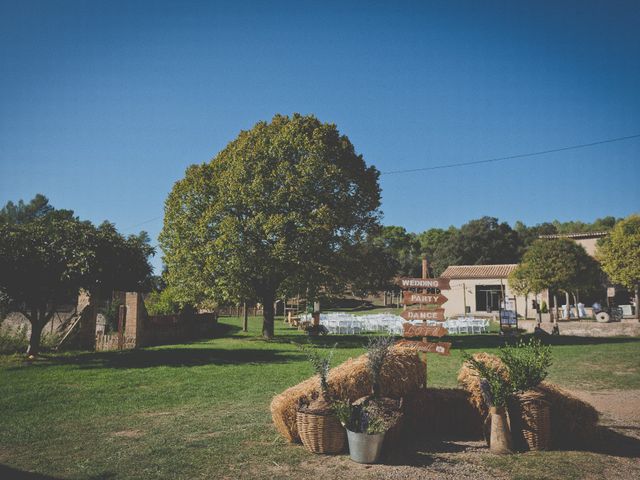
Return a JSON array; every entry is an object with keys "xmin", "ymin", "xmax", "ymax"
[
  {"xmin": 0, "ymin": 195, "xmax": 154, "ymax": 354},
  {"xmin": 510, "ymin": 238, "xmax": 601, "ymax": 300},
  {"xmin": 597, "ymin": 214, "xmax": 640, "ymax": 316},
  {"xmin": 370, "ymin": 226, "xmax": 421, "ymax": 278},
  {"xmin": 160, "ymin": 113, "xmax": 388, "ymax": 338}
]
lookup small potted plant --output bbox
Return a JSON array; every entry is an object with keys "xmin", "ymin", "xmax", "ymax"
[
  {"xmin": 296, "ymin": 343, "xmax": 346, "ymax": 454},
  {"xmin": 333, "ymin": 399, "xmax": 398, "ymax": 463},
  {"xmin": 499, "ymin": 338, "xmax": 553, "ymax": 451},
  {"xmin": 334, "ymin": 336, "xmax": 403, "ymax": 463},
  {"xmin": 462, "ymin": 352, "xmax": 513, "ymax": 454}
]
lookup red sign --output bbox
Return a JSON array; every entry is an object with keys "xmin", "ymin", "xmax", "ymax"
[
  {"xmin": 395, "ymin": 339, "xmax": 451, "ymax": 356},
  {"xmin": 400, "ymin": 308, "xmax": 445, "ymax": 322},
  {"xmin": 402, "ymin": 323, "xmax": 448, "ymax": 338},
  {"xmin": 403, "ymin": 292, "xmax": 448, "ymax": 306},
  {"xmin": 397, "ymin": 277, "xmax": 451, "ymax": 290}
]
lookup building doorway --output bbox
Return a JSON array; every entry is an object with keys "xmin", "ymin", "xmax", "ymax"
[{"xmin": 476, "ymin": 285, "xmax": 502, "ymax": 312}]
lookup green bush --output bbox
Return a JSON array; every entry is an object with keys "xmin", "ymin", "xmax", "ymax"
[
  {"xmin": 0, "ymin": 322, "xmax": 28, "ymax": 354},
  {"xmin": 145, "ymin": 288, "xmax": 183, "ymax": 316},
  {"xmin": 332, "ymin": 400, "xmax": 387, "ymax": 434},
  {"xmin": 499, "ymin": 338, "xmax": 552, "ymax": 392},
  {"xmin": 101, "ymin": 300, "xmax": 122, "ymax": 333}
]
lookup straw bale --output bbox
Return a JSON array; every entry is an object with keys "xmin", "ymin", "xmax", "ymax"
[
  {"xmin": 457, "ymin": 352, "xmax": 507, "ymax": 416},
  {"xmin": 404, "ymin": 388, "xmax": 483, "ymax": 439},
  {"xmin": 537, "ymin": 382, "xmax": 599, "ymax": 448},
  {"xmin": 270, "ymin": 349, "xmax": 426, "ymax": 442},
  {"xmin": 456, "ymin": 353, "xmax": 600, "ymax": 447}
]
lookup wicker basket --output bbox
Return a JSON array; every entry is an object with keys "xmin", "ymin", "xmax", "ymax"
[
  {"xmin": 296, "ymin": 410, "xmax": 346, "ymax": 454},
  {"xmin": 511, "ymin": 389, "xmax": 551, "ymax": 451}
]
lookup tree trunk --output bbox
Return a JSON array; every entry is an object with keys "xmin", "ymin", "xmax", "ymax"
[
  {"xmin": 27, "ymin": 311, "xmax": 44, "ymax": 356},
  {"xmin": 635, "ymin": 284, "xmax": 639, "ymax": 321},
  {"xmin": 572, "ymin": 292, "xmax": 580, "ymax": 319},
  {"xmin": 565, "ymin": 291, "xmax": 571, "ymax": 320},
  {"xmin": 262, "ymin": 292, "xmax": 275, "ymax": 339},
  {"xmin": 242, "ymin": 302, "xmax": 248, "ymax": 332}
]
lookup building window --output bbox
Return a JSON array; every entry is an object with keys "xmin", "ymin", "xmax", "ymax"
[{"xmin": 475, "ymin": 285, "xmax": 502, "ymax": 312}]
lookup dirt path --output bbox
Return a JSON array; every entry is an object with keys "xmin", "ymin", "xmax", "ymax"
[{"xmin": 568, "ymin": 389, "xmax": 640, "ymax": 438}]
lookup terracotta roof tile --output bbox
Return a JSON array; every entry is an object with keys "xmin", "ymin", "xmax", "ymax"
[{"xmin": 441, "ymin": 264, "xmax": 518, "ymax": 279}]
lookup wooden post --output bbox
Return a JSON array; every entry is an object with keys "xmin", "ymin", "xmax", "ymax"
[
  {"xmin": 242, "ymin": 302, "xmax": 248, "ymax": 332},
  {"xmin": 463, "ymin": 283, "xmax": 467, "ymax": 316},
  {"xmin": 117, "ymin": 304, "xmax": 126, "ymax": 351}
]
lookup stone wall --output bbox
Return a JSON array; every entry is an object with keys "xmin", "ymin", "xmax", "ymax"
[{"xmin": 520, "ymin": 319, "xmax": 640, "ymax": 337}]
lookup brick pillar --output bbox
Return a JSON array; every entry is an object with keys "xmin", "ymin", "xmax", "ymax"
[
  {"xmin": 125, "ymin": 292, "xmax": 146, "ymax": 347},
  {"xmin": 76, "ymin": 290, "xmax": 96, "ymax": 350}
]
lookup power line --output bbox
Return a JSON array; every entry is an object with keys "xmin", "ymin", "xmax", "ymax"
[
  {"xmin": 125, "ymin": 215, "xmax": 163, "ymax": 231},
  {"xmin": 380, "ymin": 133, "xmax": 640, "ymax": 175},
  {"xmin": 121, "ymin": 133, "xmax": 640, "ymax": 230}
]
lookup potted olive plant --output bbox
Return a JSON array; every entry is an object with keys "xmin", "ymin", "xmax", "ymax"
[
  {"xmin": 462, "ymin": 352, "xmax": 513, "ymax": 454},
  {"xmin": 296, "ymin": 343, "xmax": 346, "ymax": 454},
  {"xmin": 499, "ymin": 338, "xmax": 553, "ymax": 451}
]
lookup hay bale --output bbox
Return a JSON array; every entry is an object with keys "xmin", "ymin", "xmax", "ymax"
[
  {"xmin": 457, "ymin": 352, "xmax": 506, "ymax": 417},
  {"xmin": 270, "ymin": 349, "xmax": 426, "ymax": 442},
  {"xmin": 537, "ymin": 382, "xmax": 599, "ymax": 448},
  {"xmin": 456, "ymin": 353, "xmax": 599, "ymax": 448},
  {"xmin": 404, "ymin": 388, "xmax": 483, "ymax": 439}
]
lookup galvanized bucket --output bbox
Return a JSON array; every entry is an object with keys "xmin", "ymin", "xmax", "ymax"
[{"xmin": 346, "ymin": 429, "xmax": 385, "ymax": 463}]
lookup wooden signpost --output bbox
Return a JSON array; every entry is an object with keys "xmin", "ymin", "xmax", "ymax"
[
  {"xmin": 395, "ymin": 261, "xmax": 452, "ymax": 357},
  {"xmin": 396, "ymin": 339, "xmax": 452, "ymax": 355},
  {"xmin": 403, "ymin": 292, "xmax": 448, "ymax": 306},
  {"xmin": 398, "ymin": 277, "xmax": 451, "ymax": 290},
  {"xmin": 400, "ymin": 308, "xmax": 445, "ymax": 321},
  {"xmin": 402, "ymin": 323, "xmax": 447, "ymax": 338}
]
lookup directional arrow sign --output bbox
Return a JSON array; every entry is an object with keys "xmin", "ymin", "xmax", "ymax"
[
  {"xmin": 400, "ymin": 308, "xmax": 445, "ymax": 322},
  {"xmin": 395, "ymin": 340, "xmax": 451, "ymax": 356},
  {"xmin": 402, "ymin": 323, "xmax": 448, "ymax": 338},
  {"xmin": 397, "ymin": 277, "xmax": 451, "ymax": 290},
  {"xmin": 403, "ymin": 292, "xmax": 448, "ymax": 306}
]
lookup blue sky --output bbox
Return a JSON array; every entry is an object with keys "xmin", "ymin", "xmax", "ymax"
[{"xmin": 1, "ymin": 0, "xmax": 639, "ymax": 272}]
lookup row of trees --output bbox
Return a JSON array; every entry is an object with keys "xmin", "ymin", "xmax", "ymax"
[
  {"xmin": 0, "ymin": 195, "xmax": 155, "ymax": 354},
  {"xmin": 371, "ymin": 215, "xmax": 621, "ymax": 279}
]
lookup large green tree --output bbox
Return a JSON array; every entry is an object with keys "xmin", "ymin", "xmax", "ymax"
[
  {"xmin": 0, "ymin": 196, "xmax": 154, "ymax": 354},
  {"xmin": 428, "ymin": 217, "xmax": 521, "ymax": 274},
  {"xmin": 597, "ymin": 214, "xmax": 640, "ymax": 319},
  {"xmin": 370, "ymin": 226, "xmax": 421, "ymax": 277},
  {"xmin": 160, "ymin": 114, "xmax": 386, "ymax": 338},
  {"xmin": 511, "ymin": 238, "xmax": 601, "ymax": 319}
]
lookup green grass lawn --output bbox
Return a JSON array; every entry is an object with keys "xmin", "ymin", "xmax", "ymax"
[{"xmin": 1, "ymin": 316, "xmax": 639, "ymax": 479}]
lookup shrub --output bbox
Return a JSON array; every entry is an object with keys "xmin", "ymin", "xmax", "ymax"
[
  {"xmin": 499, "ymin": 338, "xmax": 552, "ymax": 393},
  {"xmin": 297, "ymin": 343, "xmax": 336, "ymax": 409},
  {"xmin": 101, "ymin": 300, "xmax": 122, "ymax": 333},
  {"xmin": 0, "ymin": 322, "xmax": 29, "ymax": 354},
  {"xmin": 540, "ymin": 301, "xmax": 548, "ymax": 313},
  {"xmin": 366, "ymin": 335, "xmax": 395, "ymax": 397},
  {"xmin": 145, "ymin": 288, "xmax": 183, "ymax": 316},
  {"xmin": 333, "ymin": 401, "xmax": 386, "ymax": 434}
]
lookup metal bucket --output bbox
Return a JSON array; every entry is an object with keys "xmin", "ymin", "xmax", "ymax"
[{"xmin": 346, "ymin": 429, "xmax": 385, "ymax": 463}]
